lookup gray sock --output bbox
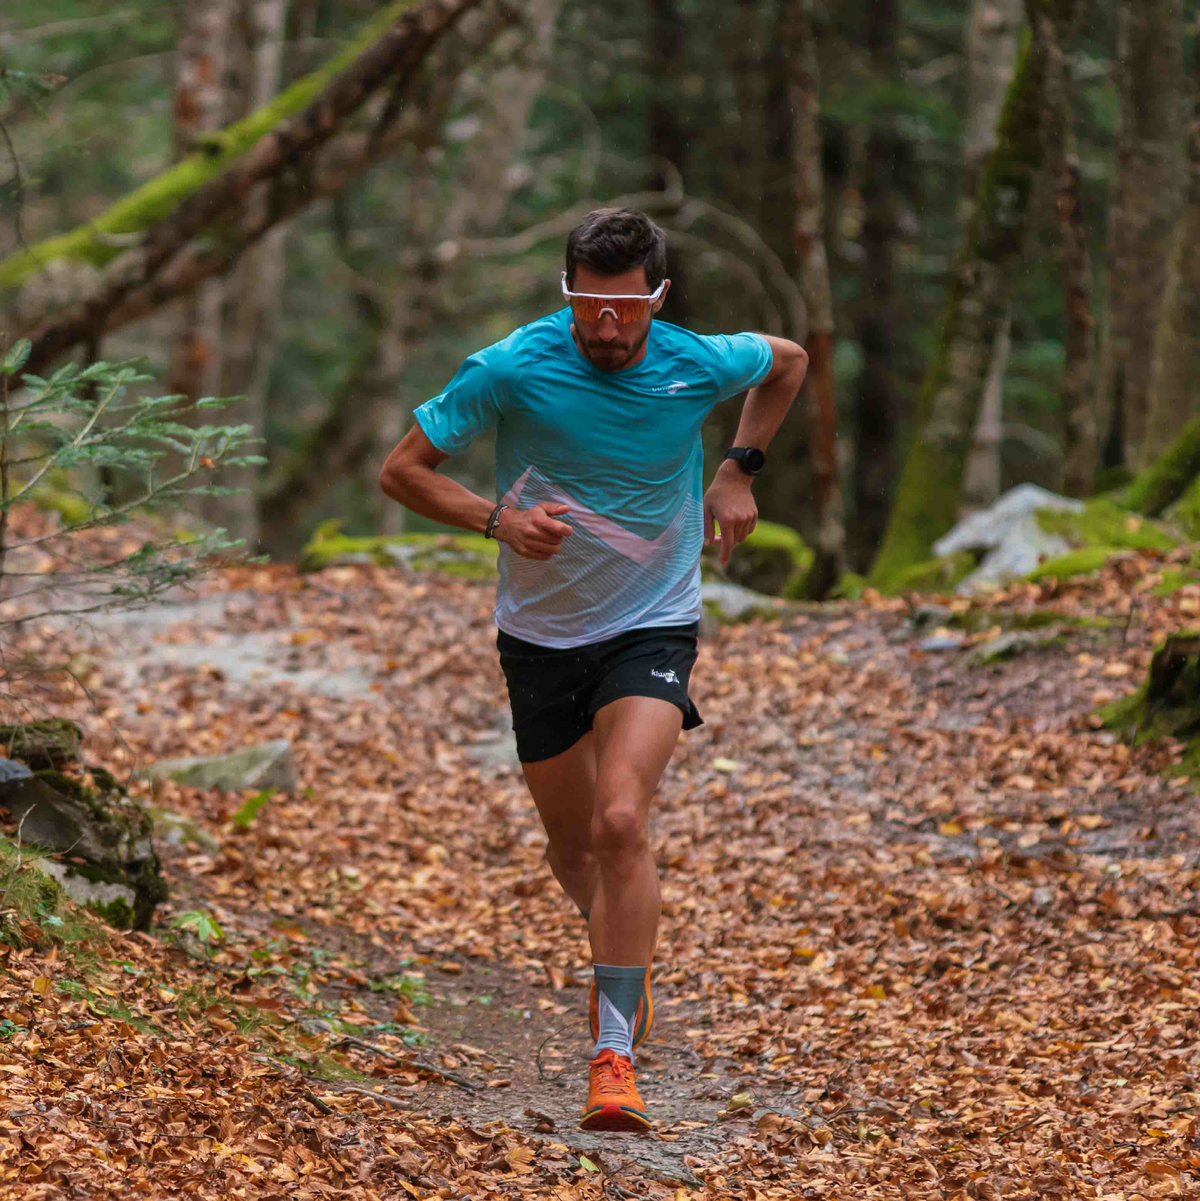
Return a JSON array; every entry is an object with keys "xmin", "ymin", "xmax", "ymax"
[{"xmin": 593, "ymin": 963, "xmax": 645, "ymax": 1061}]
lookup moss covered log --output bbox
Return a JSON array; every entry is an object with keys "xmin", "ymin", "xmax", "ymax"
[
  {"xmin": 869, "ymin": 26, "xmax": 1057, "ymax": 590},
  {"xmin": 0, "ymin": 2, "xmax": 419, "ymax": 290}
]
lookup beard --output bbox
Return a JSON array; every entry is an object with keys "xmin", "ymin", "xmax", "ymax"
[{"xmin": 574, "ymin": 323, "xmax": 651, "ymax": 372}]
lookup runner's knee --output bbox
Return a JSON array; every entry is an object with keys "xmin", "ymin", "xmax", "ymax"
[{"xmin": 590, "ymin": 802, "xmax": 648, "ymax": 861}]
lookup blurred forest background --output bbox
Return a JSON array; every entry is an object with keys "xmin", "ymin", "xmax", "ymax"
[{"xmin": 3, "ymin": 0, "xmax": 1199, "ymax": 593}]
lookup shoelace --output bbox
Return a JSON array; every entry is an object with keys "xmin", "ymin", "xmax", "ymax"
[{"xmin": 592, "ymin": 1051, "xmax": 631, "ymax": 1099}]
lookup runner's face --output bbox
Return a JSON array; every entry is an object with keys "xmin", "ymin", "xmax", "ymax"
[{"xmin": 568, "ymin": 265, "xmax": 668, "ymax": 373}]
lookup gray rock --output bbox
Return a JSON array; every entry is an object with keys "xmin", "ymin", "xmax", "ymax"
[
  {"xmin": 910, "ymin": 604, "xmax": 952, "ymax": 629},
  {"xmin": 137, "ymin": 739, "xmax": 296, "ymax": 793},
  {"xmin": 968, "ymin": 631, "xmax": 1038, "ymax": 665},
  {"xmin": 919, "ymin": 634, "xmax": 963, "ymax": 653},
  {"xmin": 933, "ymin": 484, "xmax": 1083, "ymax": 557},
  {"xmin": 957, "ymin": 513, "xmax": 1071, "ymax": 594},
  {"xmin": 0, "ymin": 759, "xmax": 33, "ymax": 785},
  {"xmin": 701, "ymin": 582, "xmax": 791, "ymax": 624},
  {"xmin": 149, "ymin": 806, "xmax": 220, "ymax": 853},
  {"xmin": 0, "ymin": 773, "xmax": 166, "ymax": 929}
]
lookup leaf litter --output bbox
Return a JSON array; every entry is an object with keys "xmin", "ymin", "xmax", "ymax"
[{"xmin": 1, "ymin": 511, "xmax": 1199, "ymax": 1198}]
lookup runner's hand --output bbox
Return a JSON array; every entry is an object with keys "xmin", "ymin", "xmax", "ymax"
[
  {"xmin": 495, "ymin": 502, "xmax": 573, "ymax": 560},
  {"xmin": 703, "ymin": 471, "xmax": 757, "ymax": 567}
]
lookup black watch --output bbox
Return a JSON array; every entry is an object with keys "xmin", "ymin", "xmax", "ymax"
[{"xmin": 725, "ymin": 446, "xmax": 766, "ymax": 476}]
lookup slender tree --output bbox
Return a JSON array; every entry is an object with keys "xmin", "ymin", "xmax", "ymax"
[
  {"xmin": 787, "ymin": 0, "xmax": 843, "ymax": 598},
  {"xmin": 1143, "ymin": 88, "xmax": 1200, "ymax": 466},
  {"xmin": 850, "ymin": 0, "xmax": 903, "ymax": 570},
  {"xmin": 1096, "ymin": 0, "xmax": 1185, "ymax": 469},
  {"xmin": 869, "ymin": 19, "xmax": 1065, "ymax": 588},
  {"xmin": 958, "ymin": 0, "xmax": 1023, "ymax": 514},
  {"xmin": 1031, "ymin": 0, "xmax": 1096, "ymax": 497}
]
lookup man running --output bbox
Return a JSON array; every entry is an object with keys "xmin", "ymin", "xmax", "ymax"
[{"xmin": 380, "ymin": 207, "xmax": 807, "ymax": 1131}]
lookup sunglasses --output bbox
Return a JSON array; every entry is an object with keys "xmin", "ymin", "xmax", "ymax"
[{"xmin": 561, "ymin": 271, "xmax": 666, "ymax": 323}]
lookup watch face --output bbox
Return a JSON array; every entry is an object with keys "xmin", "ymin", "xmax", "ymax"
[{"xmin": 744, "ymin": 448, "xmax": 766, "ymax": 473}]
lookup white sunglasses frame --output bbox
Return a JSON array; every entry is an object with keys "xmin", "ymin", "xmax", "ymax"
[{"xmin": 560, "ymin": 271, "xmax": 667, "ymax": 319}]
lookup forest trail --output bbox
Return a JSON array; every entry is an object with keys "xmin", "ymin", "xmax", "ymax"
[{"xmin": 4, "ymin": 547, "xmax": 1200, "ymax": 1198}]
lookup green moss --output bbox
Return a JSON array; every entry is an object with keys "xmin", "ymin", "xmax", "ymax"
[
  {"xmin": 882, "ymin": 551, "xmax": 976, "ymax": 596},
  {"xmin": 298, "ymin": 525, "xmax": 499, "ymax": 576},
  {"xmin": 29, "ymin": 486, "xmax": 92, "ymax": 525},
  {"xmin": 722, "ymin": 520, "xmax": 813, "ymax": 598},
  {"xmin": 1121, "ymin": 414, "xmax": 1200, "ymax": 517},
  {"xmin": 1164, "ymin": 474, "xmax": 1200, "ymax": 539},
  {"xmin": 1151, "ymin": 570, "xmax": 1198, "ymax": 597},
  {"xmin": 1097, "ymin": 633, "xmax": 1200, "ymax": 789},
  {"xmin": 831, "ymin": 572, "xmax": 867, "ymax": 600},
  {"xmin": 1027, "ymin": 546, "xmax": 1124, "ymax": 581},
  {"xmin": 947, "ymin": 608, "xmax": 1112, "ymax": 633},
  {"xmin": 1036, "ymin": 498, "xmax": 1177, "ymax": 552},
  {"xmin": 86, "ymin": 898, "xmax": 135, "ymax": 929}
]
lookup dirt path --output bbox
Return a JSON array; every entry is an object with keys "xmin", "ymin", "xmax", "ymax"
[{"xmin": 20, "ymin": 560, "xmax": 1200, "ymax": 1197}]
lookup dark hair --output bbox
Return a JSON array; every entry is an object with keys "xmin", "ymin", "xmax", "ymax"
[{"xmin": 565, "ymin": 208, "xmax": 668, "ymax": 290}]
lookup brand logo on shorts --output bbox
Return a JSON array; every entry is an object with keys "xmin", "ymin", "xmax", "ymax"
[{"xmin": 651, "ymin": 667, "xmax": 679, "ymax": 685}]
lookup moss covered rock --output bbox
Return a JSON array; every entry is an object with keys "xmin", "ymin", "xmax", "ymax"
[
  {"xmin": 0, "ymin": 720, "xmax": 84, "ymax": 769},
  {"xmin": 299, "ymin": 521, "xmax": 499, "ymax": 578},
  {"xmin": 1036, "ymin": 497, "xmax": 1177, "ymax": 554},
  {"xmin": 0, "ymin": 769, "xmax": 166, "ymax": 930},
  {"xmin": 1098, "ymin": 631, "xmax": 1200, "ymax": 779},
  {"xmin": 718, "ymin": 520, "xmax": 814, "ymax": 598}
]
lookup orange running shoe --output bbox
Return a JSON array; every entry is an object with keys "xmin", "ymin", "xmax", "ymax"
[
  {"xmin": 579, "ymin": 1048, "xmax": 650, "ymax": 1131},
  {"xmin": 589, "ymin": 960, "xmax": 654, "ymax": 1051}
]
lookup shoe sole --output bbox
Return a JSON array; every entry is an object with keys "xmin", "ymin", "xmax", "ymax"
[
  {"xmin": 589, "ymin": 963, "xmax": 654, "ymax": 1050},
  {"xmin": 579, "ymin": 1103, "xmax": 651, "ymax": 1132}
]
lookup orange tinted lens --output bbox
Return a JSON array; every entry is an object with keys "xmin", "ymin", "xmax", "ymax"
[{"xmin": 568, "ymin": 295, "xmax": 652, "ymax": 323}]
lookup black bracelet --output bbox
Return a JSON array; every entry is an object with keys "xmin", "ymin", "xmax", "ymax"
[{"xmin": 484, "ymin": 503, "xmax": 507, "ymax": 539}]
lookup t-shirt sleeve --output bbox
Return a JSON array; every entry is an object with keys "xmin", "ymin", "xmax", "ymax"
[
  {"xmin": 413, "ymin": 341, "xmax": 512, "ymax": 455},
  {"xmin": 701, "ymin": 332, "xmax": 774, "ymax": 403}
]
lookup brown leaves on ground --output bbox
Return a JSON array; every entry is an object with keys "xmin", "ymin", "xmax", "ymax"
[{"xmin": 2, "ymin": 513, "xmax": 1200, "ymax": 1198}]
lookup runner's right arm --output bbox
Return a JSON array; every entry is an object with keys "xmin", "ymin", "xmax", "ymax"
[{"xmin": 379, "ymin": 427, "xmax": 573, "ymax": 560}]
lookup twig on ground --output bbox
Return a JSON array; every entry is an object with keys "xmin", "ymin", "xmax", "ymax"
[
  {"xmin": 334, "ymin": 1035, "xmax": 479, "ymax": 1091},
  {"xmin": 996, "ymin": 1114, "xmax": 1044, "ymax": 1142},
  {"xmin": 304, "ymin": 1091, "xmax": 334, "ymax": 1115},
  {"xmin": 535, "ymin": 1022, "xmax": 572, "ymax": 1083},
  {"xmin": 648, "ymin": 1041, "xmax": 703, "ymax": 1067},
  {"xmin": 324, "ymin": 1082, "xmax": 413, "ymax": 1110},
  {"xmin": 1123, "ymin": 595, "xmax": 1139, "ymax": 648}
]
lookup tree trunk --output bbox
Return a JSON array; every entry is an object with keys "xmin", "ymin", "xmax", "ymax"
[
  {"xmin": 959, "ymin": 0, "xmax": 1023, "ymax": 514},
  {"xmin": 1142, "ymin": 104, "xmax": 1200, "ymax": 467},
  {"xmin": 649, "ymin": 0, "xmax": 689, "ymax": 325},
  {"xmin": 165, "ymin": 0, "xmax": 233, "ymax": 525},
  {"xmin": 869, "ymin": 27, "xmax": 1060, "ymax": 589},
  {"xmin": 1033, "ymin": 3, "xmax": 1096, "ymax": 498},
  {"xmin": 787, "ymin": 0, "xmax": 843, "ymax": 600},
  {"xmin": 1121, "ymin": 413, "xmax": 1200, "ymax": 517},
  {"xmin": 849, "ymin": 0, "xmax": 902, "ymax": 571},
  {"xmin": 1, "ymin": 0, "xmax": 489, "ymax": 377},
  {"xmin": 1097, "ymin": 0, "xmax": 1185, "ymax": 469}
]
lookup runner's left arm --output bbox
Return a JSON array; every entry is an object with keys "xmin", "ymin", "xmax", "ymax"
[{"xmin": 704, "ymin": 335, "xmax": 807, "ymax": 565}]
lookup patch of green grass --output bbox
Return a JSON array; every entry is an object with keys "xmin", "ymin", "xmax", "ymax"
[
  {"xmin": 1151, "ymin": 569, "xmax": 1200, "ymax": 597},
  {"xmin": 885, "ymin": 551, "xmax": 976, "ymax": 596},
  {"xmin": 367, "ymin": 973, "xmax": 429, "ymax": 1005},
  {"xmin": 947, "ymin": 608, "xmax": 1113, "ymax": 633}
]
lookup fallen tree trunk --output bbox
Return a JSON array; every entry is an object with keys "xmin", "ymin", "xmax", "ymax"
[
  {"xmin": 869, "ymin": 24, "xmax": 1056, "ymax": 590},
  {"xmin": 1, "ymin": 0, "xmax": 487, "ymax": 377}
]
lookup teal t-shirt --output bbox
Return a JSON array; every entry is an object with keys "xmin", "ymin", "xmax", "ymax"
[{"xmin": 414, "ymin": 308, "xmax": 773, "ymax": 647}]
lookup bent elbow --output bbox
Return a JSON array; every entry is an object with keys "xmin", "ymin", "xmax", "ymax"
[{"xmin": 379, "ymin": 457, "xmax": 409, "ymax": 502}]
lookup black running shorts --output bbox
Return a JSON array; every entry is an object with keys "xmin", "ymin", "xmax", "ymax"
[{"xmin": 497, "ymin": 622, "xmax": 703, "ymax": 763}]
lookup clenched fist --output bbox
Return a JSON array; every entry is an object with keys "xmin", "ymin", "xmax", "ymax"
[{"xmin": 495, "ymin": 502, "xmax": 574, "ymax": 560}]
